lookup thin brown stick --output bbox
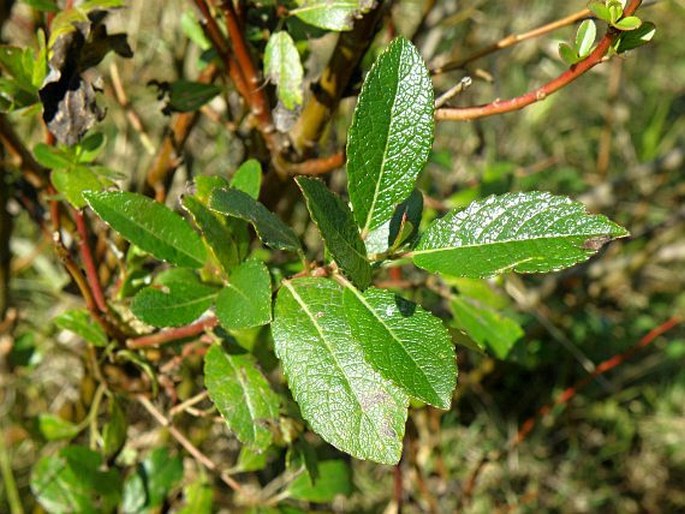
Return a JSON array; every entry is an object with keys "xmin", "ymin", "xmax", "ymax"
[
  {"xmin": 282, "ymin": 151, "xmax": 345, "ymax": 176},
  {"xmin": 431, "ymin": 8, "xmax": 592, "ymax": 75},
  {"xmin": 436, "ymin": 0, "xmax": 642, "ymax": 122},
  {"xmin": 137, "ymin": 395, "xmax": 242, "ymax": 492},
  {"xmin": 109, "ymin": 62, "xmax": 155, "ymax": 155},
  {"xmin": 127, "ymin": 316, "xmax": 218, "ymax": 349}
]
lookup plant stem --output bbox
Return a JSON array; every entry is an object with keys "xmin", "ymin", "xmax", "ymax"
[
  {"xmin": 73, "ymin": 209, "xmax": 107, "ymax": 313},
  {"xmin": 0, "ymin": 423, "xmax": 23, "ymax": 514},
  {"xmin": 430, "ymin": 7, "xmax": 592, "ymax": 75},
  {"xmin": 127, "ymin": 316, "xmax": 218, "ymax": 349},
  {"xmin": 435, "ymin": 0, "xmax": 642, "ymax": 121}
]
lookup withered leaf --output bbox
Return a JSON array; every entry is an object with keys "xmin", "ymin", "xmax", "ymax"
[{"xmin": 40, "ymin": 9, "xmax": 132, "ymax": 146}]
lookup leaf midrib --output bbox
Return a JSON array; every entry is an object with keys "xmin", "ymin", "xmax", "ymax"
[{"xmin": 284, "ymin": 281, "xmax": 391, "ymax": 450}]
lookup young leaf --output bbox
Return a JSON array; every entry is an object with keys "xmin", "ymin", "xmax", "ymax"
[
  {"xmin": 102, "ymin": 397, "xmax": 127, "ymax": 459},
  {"xmin": 365, "ymin": 189, "xmax": 423, "ymax": 256},
  {"xmin": 31, "ymin": 446, "xmax": 122, "ymax": 513},
  {"xmin": 342, "ymin": 283, "xmax": 456, "ymax": 409},
  {"xmin": 33, "ymin": 143, "xmax": 72, "ymax": 169},
  {"xmin": 215, "ymin": 260, "xmax": 272, "ymax": 330},
  {"xmin": 51, "ymin": 166, "xmax": 109, "ymax": 208},
  {"xmin": 296, "ymin": 177, "xmax": 372, "ymax": 289},
  {"xmin": 347, "ymin": 37, "xmax": 434, "ymax": 236},
  {"xmin": 182, "ymin": 195, "xmax": 242, "ymax": 274},
  {"xmin": 575, "ymin": 19, "xmax": 597, "ymax": 58},
  {"xmin": 264, "ymin": 32, "xmax": 303, "ymax": 111},
  {"xmin": 177, "ymin": 475, "xmax": 213, "ymax": 514},
  {"xmin": 613, "ymin": 16, "xmax": 642, "ymax": 31},
  {"xmin": 615, "ymin": 21, "xmax": 656, "ymax": 53},
  {"xmin": 231, "ymin": 159, "xmax": 262, "ymax": 200},
  {"xmin": 588, "ymin": 1, "xmax": 611, "ymax": 23},
  {"xmin": 558, "ymin": 42, "xmax": 580, "ymax": 66},
  {"xmin": 272, "ymin": 277, "xmax": 408, "ymax": 464},
  {"xmin": 451, "ymin": 296, "xmax": 524, "ymax": 359},
  {"xmin": 204, "ymin": 343, "xmax": 280, "ymax": 450},
  {"xmin": 209, "ymin": 187, "xmax": 301, "ymax": 254},
  {"xmin": 286, "ymin": 460, "xmax": 353, "ymax": 503},
  {"xmin": 291, "ymin": 0, "xmax": 374, "ymax": 31},
  {"xmin": 84, "ymin": 190, "xmax": 207, "ymax": 268},
  {"xmin": 131, "ymin": 268, "xmax": 218, "ymax": 328},
  {"xmin": 411, "ymin": 192, "xmax": 629, "ymax": 278},
  {"xmin": 54, "ymin": 308, "xmax": 108, "ymax": 347},
  {"xmin": 36, "ymin": 414, "xmax": 80, "ymax": 441}
]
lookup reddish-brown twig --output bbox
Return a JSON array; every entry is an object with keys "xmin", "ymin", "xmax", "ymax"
[
  {"xmin": 127, "ymin": 316, "xmax": 218, "ymax": 349},
  {"xmin": 514, "ymin": 315, "xmax": 682, "ymax": 445},
  {"xmin": 73, "ymin": 209, "xmax": 108, "ymax": 313},
  {"xmin": 436, "ymin": 0, "xmax": 642, "ymax": 121}
]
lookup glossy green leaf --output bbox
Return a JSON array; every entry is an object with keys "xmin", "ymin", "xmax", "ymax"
[
  {"xmin": 347, "ymin": 37, "xmax": 434, "ymax": 235},
  {"xmin": 84, "ymin": 190, "xmax": 207, "ymax": 268},
  {"xmin": 231, "ymin": 159, "xmax": 263, "ymax": 199},
  {"xmin": 412, "ymin": 192, "xmax": 629, "ymax": 278},
  {"xmin": 272, "ymin": 277, "xmax": 408, "ymax": 464},
  {"xmin": 168, "ymin": 80, "xmax": 222, "ymax": 112},
  {"xmin": 558, "ymin": 42, "xmax": 580, "ymax": 65},
  {"xmin": 52, "ymin": 166, "xmax": 108, "ymax": 208},
  {"xmin": 575, "ymin": 19, "xmax": 596, "ymax": 57},
  {"xmin": 296, "ymin": 177, "xmax": 372, "ymax": 289},
  {"xmin": 216, "ymin": 260, "xmax": 272, "ymax": 330},
  {"xmin": 31, "ymin": 446, "xmax": 122, "ymax": 514},
  {"xmin": 451, "ymin": 296, "xmax": 524, "ymax": 359},
  {"xmin": 615, "ymin": 21, "xmax": 656, "ymax": 52},
  {"xmin": 182, "ymin": 195, "xmax": 241, "ymax": 274},
  {"xmin": 342, "ymin": 283, "xmax": 456, "ymax": 408},
  {"xmin": 264, "ymin": 32, "xmax": 303, "ymax": 110},
  {"xmin": 588, "ymin": 1, "xmax": 611, "ymax": 22},
  {"xmin": 195, "ymin": 175, "xmax": 230, "ymax": 203},
  {"xmin": 54, "ymin": 308, "xmax": 108, "ymax": 347},
  {"xmin": 286, "ymin": 460, "xmax": 353, "ymax": 503},
  {"xmin": 131, "ymin": 268, "xmax": 217, "ymax": 328},
  {"xmin": 613, "ymin": 15, "xmax": 642, "ymax": 31},
  {"xmin": 36, "ymin": 414, "xmax": 80, "ymax": 441},
  {"xmin": 204, "ymin": 343, "xmax": 280, "ymax": 450},
  {"xmin": 209, "ymin": 187, "xmax": 301, "ymax": 254},
  {"xmin": 291, "ymin": 0, "xmax": 374, "ymax": 31},
  {"xmin": 365, "ymin": 189, "xmax": 423, "ymax": 256}
]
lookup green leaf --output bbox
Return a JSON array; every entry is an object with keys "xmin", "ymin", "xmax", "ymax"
[
  {"xmin": 76, "ymin": 132, "xmax": 106, "ymax": 163},
  {"xmin": 182, "ymin": 195, "xmax": 242, "ymax": 274},
  {"xmin": 168, "ymin": 80, "xmax": 222, "ymax": 112},
  {"xmin": 131, "ymin": 268, "xmax": 218, "ymax": 328},
  {"xmin": 36, "ymin": 414, "xmax": 80, "ymax": 441},
  {"xmin": 195, "ymin": 175, "xmax": 230, "ymax": 203},
  {"xmin": 204, "ymin": 343, "xmax": 280, "ymax": 450},
  {"xmin": 296, "ymin": 177, "xmax": 372, "ymax": 289},
  {"xmin": 216, "ymin": 260, "xmax": 272, "ymax": 330},
  {"xmin": 209, "ymin": 187, "xmax": 301, "ymax": 254},
  {"xmin": 575, "ymin": 19, "xmax": 597, "ymax": 57},
  {"xmin": 347, "ymin": 37, "xmax": 434, "ymax": 236},
  {"xmin": 451, "ymin": 296, "xmax": 524, "ymax": 359},
  {"xmin": 286, "ymin": 460, "xmax": 353, "ymax": 503},
  {"xmin": 236, "ymin": 446, "xmax": 269, "ymax": 472},
  {"xmin": 54, "ymin": 308, "xmax": 108, "ymax": 347},
  {"xmin": 52, "ymin": 165, "xmax": 109, "ymax": 208},
  {"xmin": 615, "ymin": 21, "xmax": 656, "ymax": 52},
  {"xmin": 84, "ymin": 191, "xmax": 207, "ymax": 268},
  {"xmin": 613, "ymin": 15, "xmax": 642, "ymax": 31},
  {"xmin": 365, "ymin": 189, "xmax": 423, "ymax": 256},
  {"xmin": 291, "ymin": 0, "xmax": 374, "ymax": 31},
  {"xmin": 588, "ymin": 2, "xmax": 611, "ymax": 23},
  {"xmin": 177, "ymin": 475, "xmax": 213, "ymax": 514},
  {"xmin": 231, "ymin": 159, "xmax": 263, "ymax": 199},
  {"xmin": 272, "ymin": 277, "xmax": 408, "ymax": 464},
  {"xmin": 103, "ymin": 397, "xmax": 127, "ymax": 459},
  {"xmin": 181, "ymin": 11, "xmax": 212, "ymax": 51},
  {"xmin": 33, "ymin": 143, "xmax": 72, "ymax": 169},
  {"xmin": 122, "ymin": 448, "xmax": 183, "ymax": 511},
  {"xmin": 342, "ymin": 283, "xmax": 456, "ymax": 408},
  {"xmin": 411, "ymin": 192, "xmax": 629, "ymax": 278},
  {"xmin": 31, "ymin": 446, "xmax": 122, "ymax": 514},
  {"xmin": 264, "ymin": 32, "xmax": 303, "ymax": 111},
  {"xmin": 21, "ymin": 0, "xmax": 60, "ymax": 12},
  {"xmin": 558, "ymin": 42, "xmax": 580, "ymax": 66}
]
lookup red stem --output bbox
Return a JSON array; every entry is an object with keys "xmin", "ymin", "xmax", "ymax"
[
  {"xmin": 514, "ymin": 315, "xmax": 682, "ymax": 445},
  {"xmin": 73, "ymin": 209, "xmax": 107, "ymax": 312},
  {"xmin": 127, "ymin": 316, "xmax": 218, "ymax": 349},
  {"xmin": 436, "ymin": 0, "xmax": 642, "ymax": 122}
]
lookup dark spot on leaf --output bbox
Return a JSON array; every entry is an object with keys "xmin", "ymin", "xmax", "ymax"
[
  {"xmin": 394, "ymin": 294, "xmax": 416, "ymax": 317},
  {"xmin": 582, "ymin": 236, "xmax": 612, "ymax": 251}
]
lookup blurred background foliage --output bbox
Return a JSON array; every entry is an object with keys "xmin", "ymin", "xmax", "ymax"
[{"xmin": 1, "ymin": 0, "xmax": 684, "ymax": 512}]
